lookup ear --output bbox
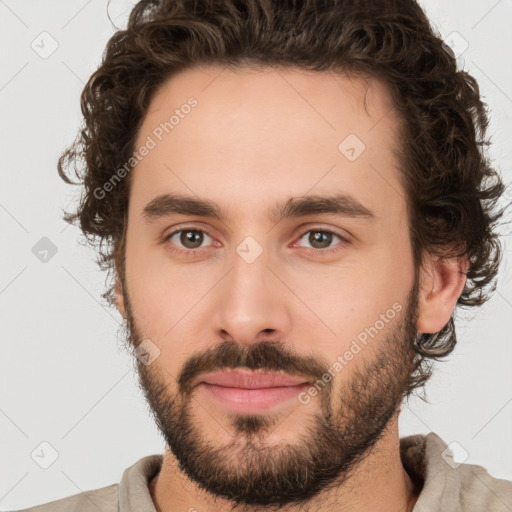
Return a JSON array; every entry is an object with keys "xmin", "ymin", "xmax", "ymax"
[
  {"xmin": 416, "ymin": 254, "xmax": 469, "ymax": 333},
  {"xmin": 114, "ymin": 276, "xmax": 127, "ymax": 319}
]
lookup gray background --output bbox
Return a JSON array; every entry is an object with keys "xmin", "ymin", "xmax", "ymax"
[{"xmin": 1, "ymin": 0, "xmax": 511, "ymax": 509}]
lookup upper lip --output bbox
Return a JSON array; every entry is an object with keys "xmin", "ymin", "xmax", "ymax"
[{"xmin": 199, "ymin": 370, "xmax": 310, "ymax": 389}]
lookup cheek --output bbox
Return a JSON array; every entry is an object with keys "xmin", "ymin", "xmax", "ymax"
[
  {"xmin": 290, "ymin": 276, "xmax": 396, "ymax": 360},
  {"xmin": 283, "ymin": 250, "xmax": 413, "ymax": 358},
  {"xmin": 126, "ymin": 230, "xmax": 208, "ymax": 302}
]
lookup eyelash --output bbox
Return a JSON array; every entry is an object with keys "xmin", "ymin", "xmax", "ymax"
[{"xmin": 163, "ymin": 226, "xmax": 350, "ymax": 257}]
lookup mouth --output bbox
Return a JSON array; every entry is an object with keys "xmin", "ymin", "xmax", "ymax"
[
  {"xmin": 196, "ymin": 369, "xmax": 312, "ymax": 413},
  {"xmin": 201, "ymin": 369, "xmax": 311, "ymax": 388}
]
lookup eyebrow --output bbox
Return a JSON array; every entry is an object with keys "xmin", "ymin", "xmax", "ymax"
[{"xmin": 142, "ymin": 192, "xmax": 376, "ymax": 224}]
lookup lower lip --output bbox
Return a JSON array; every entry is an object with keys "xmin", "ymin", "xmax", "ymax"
[{"xmin": 199, "ymin": 382, "xmax": 310, "ymax": 413}]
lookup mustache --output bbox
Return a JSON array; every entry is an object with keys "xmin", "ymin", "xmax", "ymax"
[{"xmin": 178, "ymin": 340, "xmax": 331, "ymax": 396}]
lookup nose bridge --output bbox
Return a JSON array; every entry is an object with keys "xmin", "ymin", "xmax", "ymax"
[
  {"xmin": 231, "ymin": 235, "xmax": 270, "ymax": 298},
  {"xmin": 213, "ymin": 234, "xmax": 291, "ymax": 343}
]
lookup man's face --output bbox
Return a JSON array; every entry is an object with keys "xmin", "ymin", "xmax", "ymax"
[{"xmin": 118, "ymin": 66, "xmax": 420, "ymax": 507}]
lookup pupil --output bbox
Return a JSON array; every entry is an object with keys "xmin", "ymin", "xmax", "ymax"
[
  {"xmin": 310, "ymin": 231, "xmax": 331, "ymax": 249},
  {"xmin": 182, "ymin": 230, "xmax": 203, "ymax": 248}
]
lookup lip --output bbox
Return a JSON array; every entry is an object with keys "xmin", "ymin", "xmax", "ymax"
[
  {"xmin": 200, "ymin": 369, "xmax": 310, "ymax": 388},
  {"xmin": 196, "ymin": 370, "xmax": 311, "ymax": 413}
]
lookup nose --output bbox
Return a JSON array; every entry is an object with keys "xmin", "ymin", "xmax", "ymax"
[{"xmin": 212, "ymin": 240, "xmax": 293, "ymax": 345}]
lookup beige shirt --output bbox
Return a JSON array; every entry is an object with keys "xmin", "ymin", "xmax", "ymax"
[{"xmin": 12, "ymin": 432, "xmax": 512, "ymax": 511}]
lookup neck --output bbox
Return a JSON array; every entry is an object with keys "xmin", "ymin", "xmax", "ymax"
[{"xmin": 150, "ymin": 414, "xmax": 421, "ymax": 512}]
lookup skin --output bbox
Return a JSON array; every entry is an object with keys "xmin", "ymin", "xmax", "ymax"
[{"xmin": 114, "ymin": 65, "xmax": 468, "ymax": 511}]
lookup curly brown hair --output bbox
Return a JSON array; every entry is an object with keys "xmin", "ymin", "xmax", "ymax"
[{"xmin": 58, "ymin": 0, "xmax": 506, "ymax": 395}]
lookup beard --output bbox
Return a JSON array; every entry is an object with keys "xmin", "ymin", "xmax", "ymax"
[{"xmin": 119, "ymin": 275, "xmax": 420, "ymax": 511}]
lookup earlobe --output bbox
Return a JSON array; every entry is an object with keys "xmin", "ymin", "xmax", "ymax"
[
  {"xmin": 114, "ymin": 276, "xmax": 127, "ymax": 319},
  {"xmin": 416, "ymin": 254, "xmax": 468, "ymax": 334}
]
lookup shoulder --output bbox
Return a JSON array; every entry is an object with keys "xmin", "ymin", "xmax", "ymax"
[
  {"xmin": 451, "ymin": 457, "xmax": 512, "ymax": 511},
  {"xmin": 8, "ymin": 454, "xmax": 162, "ymax": 512},
  {"xmin": 401, "ymin": 431, "xmax": 512, "ymax": 512},
  {"xmin": 8, "ymin": 483, "xmax": 118, "ymax": 512}
]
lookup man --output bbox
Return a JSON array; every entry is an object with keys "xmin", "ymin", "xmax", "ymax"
[{"xmin": 15, "ymin": 0, "xmax": 511, "ymax": 511}]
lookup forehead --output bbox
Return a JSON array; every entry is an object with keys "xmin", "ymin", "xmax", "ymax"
[
  {"xmin": 141, "ymin": 64, "xmax": 398, "ymax": 142},
  {"xmin": 130, "ymin": 65, "xmax": 405, "ymax": 223}
]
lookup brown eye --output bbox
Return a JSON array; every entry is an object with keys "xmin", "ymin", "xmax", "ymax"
[
  {"xmin": 166, "ymin": 229, "xmax": 213, "ymax": 251},
  {"xmin": 294, "ymin": 229, "xmax": 349, "ymax": 254},
  {"xmin": 180, "ymin": 230, "xmax": 204, "ymax": 249},
  {"xmin": 310, "ymin": 231, "xmax": 332, "ymax": 249}
]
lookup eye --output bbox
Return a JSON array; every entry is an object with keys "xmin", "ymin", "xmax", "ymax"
[
  {"xmin": 165, "ymin": 228, "xmax": 215, "ymax": 253},
  {"xmin": 163, "ymin": 226, "xmax": 349, "ymax": 257},
  {"xmin": 294, "ymin": 229, "xmax": 348, "ymax": 253}
]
